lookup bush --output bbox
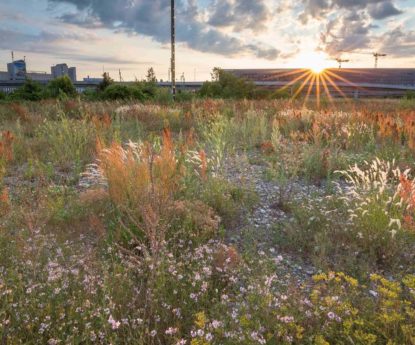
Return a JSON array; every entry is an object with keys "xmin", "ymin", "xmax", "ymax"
[
  {"xmin": 85, "ymin": 130, "xmax": 219, "ymax": 252},
  {"xmin": 405, "ymin": 90, "xmax": 415, "ymax": 99},
  {"xmin": 272, "ymin": 88, "xmax": 291, "ymax": 99},
  {"xmin": 81, "ymin": 88, "xmax": 100, "ymax": 101},
  {"xmin": 154, "ymin": 88, "xmax": 174, "ymax": 104},
  {"xmin": 102, "ymin": 84, "xmax": 145, "ymax": 101},
  {"xmin": 46, "ymin": 76, "xmax": 77, "ymax": 98},
  {"xmin": 199, "ymin": 68, "xmax": 255, "ymax": 99},
  {"xmin": 0, "ymin": 90, "xmax": 7, "ymax": 100},
  {"xmin": 9, "ymin": 79, "xmax": 44, "ymax": 101},
  {"xmin": 175, "ymin": 90, "xmax": 195, "ymax": 102}
]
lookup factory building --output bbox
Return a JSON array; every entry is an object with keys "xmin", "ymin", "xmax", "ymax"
[
  {"xmin": 226, "ymin": 68, "xmax": 415, "ymax": 86},
  {"xmin": 51, "ymin": 63, "xmax": 77, "ymax": 82},
  {"xmin": 226, "ymin": 68, "xmax": 415, "ymax": 97},
  {"xmin": 26, "ymin": 72, "xmax": 53, "ymax": 82},
  {"xmin": 2, "ymin": 58, "xmax": 54, "ymax": 82},
  {"xmin": 7, "ymin": 60, "xmax": 27, "ymax": 80},
  {"xmin": 68, "ymin": 67, "xmax": 77, "ymax": 83},
  {"xmin": 0, "ymin": 71, "xmax": 9, "ymax": 81}
]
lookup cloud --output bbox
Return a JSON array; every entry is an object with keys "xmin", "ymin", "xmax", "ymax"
[
  {"xmin": 300, "ymin": 0, "xmax": 406, "ymax": 58},
  {"xmin": 368, "ymin": 1, "xmax": 403, "ymax": 20},
  {"xmin": 377, "ymin": 26, "xmax": 415, "ymax": 57},
  {"xmin": 0, "ymin": 28, "xmax": 142, "ymax": 65},
  {"xmin": 48, "ymin": 0, "xmax": 279, "ymax": 60},
  {"xmin": 208, "ymin": 0, "xmax": 270, "ymax": 33},
  {"xmin": 300, "ymin": 0, "xmax": 402, "ymax": 22},
  {"xmin": 319, "ymin": 12, "xmax": 373, "ymax": 56}
]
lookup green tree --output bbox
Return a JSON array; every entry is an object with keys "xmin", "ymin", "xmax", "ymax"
[
  {"xmin": 98, "ymin": 72, "xmax": 114, "ymax": 92},
  {"xmin": 10, "ymin": 79, "xmax": 44, "ymax": 101},
  {"xmin": 146, "ymin": 67, "xmax": 157, "ymax": 83},
  {"xmin": 199, "ymin": 68, "xmax": 255, "ymax": 99},
  {"xmin": 47, "ymin": 76, "xmax": 77, "ymax": 98},
  {"xmin": 102, "ymin": 84, "xmax": 145, "ymax": 101}
]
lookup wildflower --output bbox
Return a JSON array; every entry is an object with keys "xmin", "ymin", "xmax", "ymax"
[
  {"xmin": 39, "ymin": 323, "xmax": 48, "ymax": 334},
  {"xmin": 211, "ymin": 320, "xmax": 222, "ymax": 329},
  {"xmin": 108, "ymin": 315, "xmax": 121, "ymax": 330},
  {"xmin": 369, "ymin": 290, "xmax": 378, "ymax": 298},
  {"xmin": 205, "ymin": 333, "xmax": 213, "ymax": 341},
  {"xmin": 150, "ymin": 330, "xmax": 157, "ymax": 337},
  {"xmin": 274, "ymin": 255, "xmax": 283, "ymax": 264},
  {"xmin": 221, "ymin": 294, "xmax": 229, "ymax": 301},
  {"xmin": 165, "ymin": 327, "xmax": 178, "ymax": 335},
  {"xmin": 327, "ymin": 312, "xmax": 341, "ymax": 322},
  {"xmin": 280, "ymin": 316, "xmax": 294, "ymax": 323},
  {"xmin": 90, "ymin": 331, "xmax": 97, "ymax": 342},
  {"xmin": 176, "ymin": 340, "xmax": 187, "ymax": 345},
  {"xmin": 197, "ymin": 329, "xmax": 204, "ymax": 337}
]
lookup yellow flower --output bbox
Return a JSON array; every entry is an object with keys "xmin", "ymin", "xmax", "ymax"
[{"xmin": 194, "ymin": 312, "xmax": 207, "ymax": 329}]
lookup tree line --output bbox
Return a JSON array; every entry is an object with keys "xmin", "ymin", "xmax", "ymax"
[{"xmin": 0, "ymin": 67, "xmax": 294, "ymax": 102}]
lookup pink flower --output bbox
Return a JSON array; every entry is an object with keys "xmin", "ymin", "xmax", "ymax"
[{"xmin": 108, "ymin": 315, "xmax": 121, "ymax": 330}]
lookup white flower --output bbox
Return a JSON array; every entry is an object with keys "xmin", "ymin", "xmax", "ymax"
[
  {"xmin": 108, "ymin": 315, "xmax": 121, "ymax": 330},
  {"xmin": 165, "ymin": 327, "xmax": 178, "ymax": 335},
  {"xmin": 369, "ymin": 290, "xmax": 378, "ymax": 298}
]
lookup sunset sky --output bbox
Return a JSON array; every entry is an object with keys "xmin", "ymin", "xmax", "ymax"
[{"xmin": 0, "ymin": 0, "xmax": 414, "ymax": 81}]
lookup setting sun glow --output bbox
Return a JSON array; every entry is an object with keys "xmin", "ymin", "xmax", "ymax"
[{"xmin": 293, "ymin": 51, "xmax": 331, "ymax": 73}]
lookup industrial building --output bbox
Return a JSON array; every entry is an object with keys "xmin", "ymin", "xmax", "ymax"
[
  {"xmin": 7, "ymin": 60, "xmax": 27, "ymax": 80},
  {"xmin": 51, "ymin": 63, "xmax": 77, "ymax": 83},
  {"xmin": 224, "ymin": 68, "xmax": 415, "ymax": 98},
  {"xmin": 0, "ymin": 59, "xmax": 77, "ymax": 84}
]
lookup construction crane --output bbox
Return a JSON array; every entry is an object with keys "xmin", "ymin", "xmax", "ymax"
[
  {"xmin": 335, "ymin": 58, "xmax": 350, "ymax": 69},
  {"xmin": 373, "ymin": 53, "xmax": 387, "ymax": 68},
  {"xmin": 340, "ymin": 50, "xmax": 387, "ymax": 68}
]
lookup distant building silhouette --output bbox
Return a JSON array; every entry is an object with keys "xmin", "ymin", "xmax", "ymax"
[
  {"xmin": 7, "ymin": 60, "xmax": 27, "ymax": 80},
  {"xmin": 51, "ymin": 63, "xmax": 77, "ymax": 82}
]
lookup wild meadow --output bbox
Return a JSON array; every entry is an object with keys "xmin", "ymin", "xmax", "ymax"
[{"xmin": 0, "ymin": 98, "xmax": 415, "ymax": 344}]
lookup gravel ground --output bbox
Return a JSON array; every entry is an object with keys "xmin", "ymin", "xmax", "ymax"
[{"xmin": 221, "ymin": 152, "xmax": 326, "ymax": 285}]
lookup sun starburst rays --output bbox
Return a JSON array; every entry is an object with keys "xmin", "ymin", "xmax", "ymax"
[{"xmin": 273, "ymin": 67, "xmax": 355, "ymax": 106}]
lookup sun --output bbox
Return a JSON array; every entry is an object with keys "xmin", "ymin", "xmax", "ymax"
[
  {"xmin": 305, "ymin": 52, "xmax": 328, "ymax": 73},
  {"xmin": 292, "ymin": 51, "xmax": 331, "ymax": 74},
  {"xmin": 310, "ymin": 64, "xmax": 326, "ymax": 74}
]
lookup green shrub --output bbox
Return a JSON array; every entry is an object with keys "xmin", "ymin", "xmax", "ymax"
[
  {"xmin": 0, "ymin": 90, "xmax": 7, "ymax": 100},
  {"xmin": 272, "ymin": 88, "xmax": 291, "ymax": 99},
  {"xmin": 102, "ymin": 84, "xmax": 145, "ymax": 101},
  {"xmin": 175, "ymin": 90, "xmax": 195, "ymax": 102},
  {"xmin": 199, "ymin": 68, "xmax": 255, "ymax": 99},
  {"xmin": 46, "ymin": 76, "xmax": 77, "ymax": 98},
  {"xmin": 9, "ymin": 79, "xmax": 44, "ymax": 101},
  {"xmin": 154, "ymin": 88, "xmax": 174, "ymax": 104},
  {"xmin": 405, "ymin": 90, "xmax": 415, "ymax": 99}
]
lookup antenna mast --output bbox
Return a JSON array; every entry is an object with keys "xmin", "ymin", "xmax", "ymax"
[{"xmin": 171, "ymin": 0, "xmax": 176, "ymax": 98}]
